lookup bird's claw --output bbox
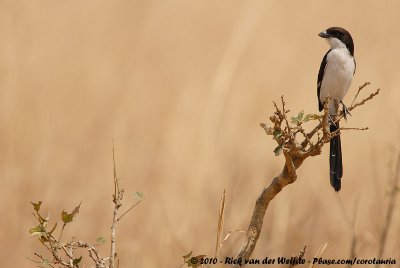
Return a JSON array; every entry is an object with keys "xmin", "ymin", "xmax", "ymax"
[
  {"xmin": 341, "ymin": 101, "xmax": 351, "ymax": 121},
  {"xmin": 328, "ymin": 115, "xmax": 336, "ymax": 126}
]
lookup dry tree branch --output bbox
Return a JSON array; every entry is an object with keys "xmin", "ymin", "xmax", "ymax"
[
  {"xmin": 350, "ymin": 82, "xmax": 370, "ymax": 107},
  {"xmin": 76, "ymin": 241, "xmax": 108, "ymax": 267},
  {"xmin": 27, "ymin": 253, "xmax": 55, "ymax": 268},
  {"xmin": 109, "ymin": 145, "xmax": 144, "ymax": 268},
  {"xmin": 234, "ymin": 83, "xmax": 380, "ymax": 266},
  {"xmin": 339, "ymin": 127, "xmax": 369, "ymax": 131},
  {"xmin": 117, "ymin": 199, "xmax": 145, "ymax": 222},
  {"xmin": 110, "ymin": 146, "xmax": 123, "ymax": 268}
]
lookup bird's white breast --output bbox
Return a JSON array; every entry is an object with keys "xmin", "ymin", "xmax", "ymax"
[{"xmin": 319, "ymin": 48, "xmax": 355, "ymax": 114}]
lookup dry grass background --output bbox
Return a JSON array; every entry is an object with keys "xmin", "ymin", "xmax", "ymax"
[{"xmin": 1, "ymin": 0, "xmax": 399, "ymax": 267}]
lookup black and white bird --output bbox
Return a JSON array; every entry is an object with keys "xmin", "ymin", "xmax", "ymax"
[{"xmin": 317, "ymin": 27, "xmax": 356, "ymax": 191}]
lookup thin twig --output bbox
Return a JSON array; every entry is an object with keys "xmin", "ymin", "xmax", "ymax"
[
  {"xmin": 58, "ymin": 223, "xmax": 67, "ymax": 244},
  {"xmin": 350, "ymin": 82, "xmax": 370, "ymax": 107},
  {"xmin": 339, "ymin": 127, "xmax": 369, "ymax": 131},
  {"xmin": 117, "ymin": 199, "xmax": 144, "ymax": 222},
  {"xmin": 348, "ymin": 89, "xmax": 380, "ymax": 113},
  {"xmin": 281, "ymin": 96, "xmax": 291, "ymax": 132},
  {"xmin": 61, "ymin": 245, "xmax": 74, "ymax": 260},
  {"xmin": 110, "ymin": 144, "xmax": 119, "ymax": 268},
  {"xmin": 112, "ymin": 141, "xmax": 119, "ymax": 202},
  {"xmin": 29, "ymin": 253, "xmax": 56, "ymax": 268}
]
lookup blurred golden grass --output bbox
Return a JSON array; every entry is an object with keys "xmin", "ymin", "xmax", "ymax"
[
  {"xmin": 0, "ymin": 0, "xmax": 399, "ymax": 267},
  {"xmin": 215, "ymin": 190, "xmax": 225, "ymax": 257}
]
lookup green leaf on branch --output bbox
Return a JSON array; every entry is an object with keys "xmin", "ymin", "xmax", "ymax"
[
  {"xmin": 303, "ymin": 113, "xmax": 319, "ymax": 122},
  {"xmin": 273, "ymin": 129, "xmax": 282, "ymax": 140},
  {"xmin": 73, "ymin": 256, "xmax": 82, "ymax": 265},
  {"xmin": 291, "ymin": 111, "xmax": 319, "ymax": 124},
  {"xmin": 96, "ymin": 236, "xmax": 106, "ymax": 244},
  {"xmin": 29, "ymin": 225, "xmax": 46, "ymax": 236},
  {"xmin": 298, "ymin": 110, "xmax": 304, "ymax": 122},
  {"xmin": 183, "ymin": 251, "xmax": 192, "ymax": 260},
  {"xmin": 274, "ymin": 144, "xmax": 283, "ymax": 156},
  {"xmin": 133, "ymin": 192, "xmax": 144, "ymax": 201},
  {"xmin": 291, "ymin": 110, "xmax": 304, "ymax": 124},
  {"xmin": 61, "ymin": 201, "xmax": 82, "ymax": 224},
  {"xmin": 31, "ymin": 201, "xmax": 42, "ymax": 212},
  {"xmin": 43, "ymin": 258, "xmax": 50, "ymax": 265}
]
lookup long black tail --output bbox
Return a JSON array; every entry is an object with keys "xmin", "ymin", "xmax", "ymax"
[{"xmin": 330, "ymin": 123, "xmax": 343, "ymax": 191}]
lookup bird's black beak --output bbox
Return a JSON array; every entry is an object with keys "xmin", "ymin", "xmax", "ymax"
[{"xmin": 318, "ymin": 31, "xmax": 330, "ymax": 38}]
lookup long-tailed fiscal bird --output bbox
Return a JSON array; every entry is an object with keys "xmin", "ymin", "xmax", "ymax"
[{"xmin": 317, "ymin": 27, "xmax": 356, "ymax": 191}]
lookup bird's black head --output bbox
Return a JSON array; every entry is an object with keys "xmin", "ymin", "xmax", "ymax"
[{"xmin": 319, "ymin": 27, "xmax": 354, "ymax": 56}]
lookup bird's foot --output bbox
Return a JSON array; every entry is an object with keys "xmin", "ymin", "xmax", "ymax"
[
  {"xmin": 328, "ymin": 115, "xmax": 336, "ymax": 126},
  {"xmin": 341, "ymin": 101, "xmax": 351, "ymax": 122}
]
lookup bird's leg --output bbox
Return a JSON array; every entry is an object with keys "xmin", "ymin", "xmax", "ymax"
[
  {"xmin": 327, "ymin": 99, "xmax": 339, "ymax": 127},
  {"xmin": 340, "ymin": 101, "xmax": 351, "ymax": 121},
  {"xmin": 328, "ymin": 114, "xmax": 336, "ymax": 126}
]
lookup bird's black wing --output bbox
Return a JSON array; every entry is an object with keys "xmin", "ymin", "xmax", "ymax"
[
  {"xmin": 353, "ymin": 57, "xmax": 356, "ymax": 75},
  {"xmin": 317, "ymin": 50, "xmax": 330, "ymax": 111}
]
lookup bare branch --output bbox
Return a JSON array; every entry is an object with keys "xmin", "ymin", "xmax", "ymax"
[
  {"xmin": 27, "ymin": 253, "xmax": 55, "ymax": 268},
  {"xmin": 339, "ymin": 127, "xmax": 369, "ymax": 131},
  {"xmin": 112, "ymin": 140, "xmax": 120, "ymax": 203},
  {"xmin": 117, "ymin": 199, "xmax": 144, "ymax": 222},
  {"xmin": 58, "ymin": 223, "xmax": 67, "ymax": 245},
  {"xmin": 76, "ymin": 241, "xmax": 107, "ymax": 267},
  {"xmin": 283, "ymin": 150, "xmax": 297, "ymax": 181},
  {"xmin": 110, "ymin": 144, "xmax": 121, "ymax": 268},
  {"xmin": 350, "ymin": 82, "xmax": 370, "ymax": 107},
  {"xmin": 281, "ymin": 95, "xmax": 291, "ymax": 132}
]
